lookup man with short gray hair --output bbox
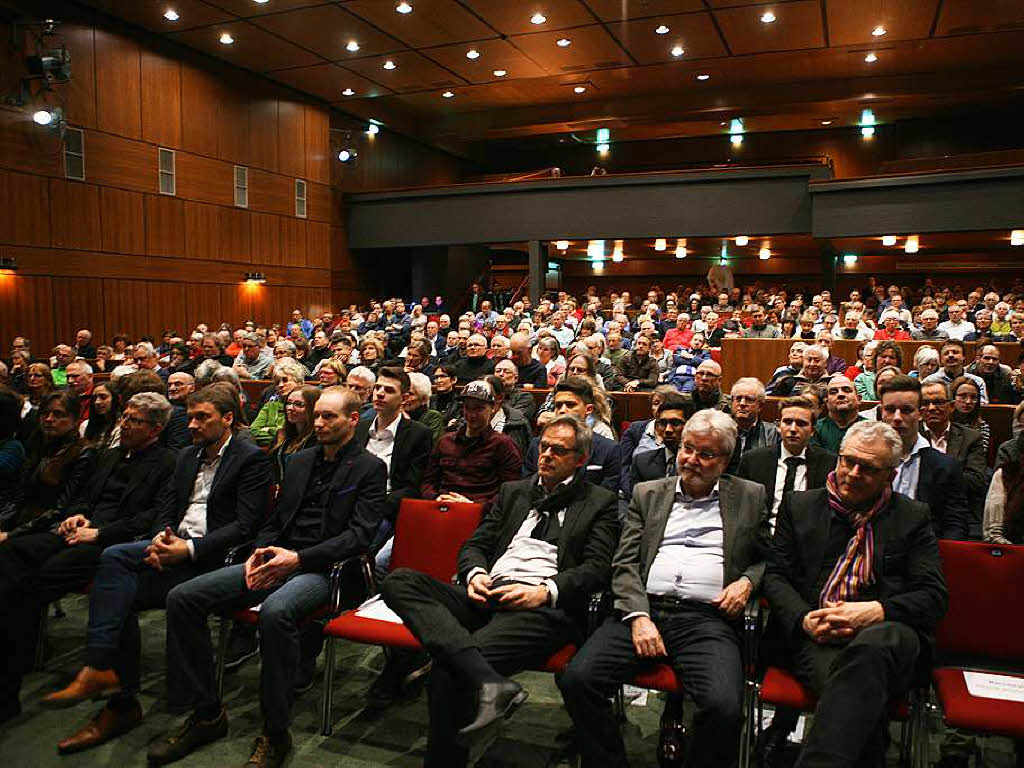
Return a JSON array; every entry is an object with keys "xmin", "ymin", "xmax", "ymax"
[
  {"xmin": 727, "ymin": 377, "xmax": 778, "ymax": 473},
  {"xmin": 912, "ymin": 309, "xmax": 948, "ymax": 341},
  {"xmin": 560, "ymin": 408, "xmax": 770, "ymax": 768},
  {"xmin": 233, "ymin": 332, "xmax": 271, "ymax": 379}
]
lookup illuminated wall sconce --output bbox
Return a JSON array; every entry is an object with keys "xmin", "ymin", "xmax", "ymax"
[{"xmin": 244, "ymin": 271, "xmax": 266, "ymax": 284}]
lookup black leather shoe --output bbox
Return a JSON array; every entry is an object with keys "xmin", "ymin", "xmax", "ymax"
[
  {"xmin": 146, "ymin": 709, "xmax": 228, "ymax": 765},
  {"xmin": 457, "ymin": 680, "xmax": 528, "ymax": 737},
  {"xmin": 758, "ymin": 723, "xmax": 797, "ymax": 768},
  {"xmin": 244, "ymin": 732, "xmax": 292, "ymax": 768}
]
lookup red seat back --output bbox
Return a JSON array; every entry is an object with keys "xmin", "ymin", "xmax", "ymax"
[
  {"xmin": 389, "ymin": 499, "xmax": 483, "ymax": 581},
  {"xmin": 936, "ymin": 540, "xmax": 1024, "ymax": 662}
]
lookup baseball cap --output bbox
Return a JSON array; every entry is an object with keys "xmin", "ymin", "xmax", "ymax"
[{"xmin": 458, "ymin": 380, "xmax": 495, "ymax": 404}]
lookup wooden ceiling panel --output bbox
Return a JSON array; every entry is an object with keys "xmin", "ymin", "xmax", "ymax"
[
  {"xmin": 713, "ymin": 0, "xmax": 825, "ymax": 54},
  {"xmin": 78, "ymin": 0, "xmax": 233, "ymax": 31},
  {"xmin": 706, "ymin": 0, "xmax": 810, "ymax": 7},
  {"xmin": 342, "ymin": 0, "xmax": 499, "ymax": 48},
  {"xmin": 268, "ymin": 62, "xmax": 394, "ymax": 100},
  {"xmin": 424, "ymin": 38, "xmax": 547, "ymax": 83},
  {"xmin": 202, "ymin": 0, "xmax": 327, "ymax": 17},
  {"xmin": 826, "ymin": 0, "xmax": 940, "ymax": 46},
  {"xmin": 585, "ymin": 0, "xmax": 705, "ymax": 23},
  {"xmin": 607, "ymin": 12, "xmax": 727, "ymax": 64},
  {"xmin": 253, "ymin": 5, "xmax": 406, "ymax": 60},
  {"xmin": 343, "ymin": 50, "xmax": 466, "ymax": 92},
  {"xmin": 935, "ymin": 0, "xmax": 1024, "ymax": 37},
  {"xmin": 458, "ymin": 0, "xmax": 596, "ymax": 36},
  {"xmin": 169, "ymin": 21, "xmax": 322, "ymax": 72},
  {"xmin": 509, "ymin": 25, "xmax": 633, "ymax": 74}
]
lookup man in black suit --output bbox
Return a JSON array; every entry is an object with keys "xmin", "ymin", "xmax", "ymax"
[
  {"xmin": 380, "ymin": 415, "xmax": 619, "ymax": 768},
  {"xmin": 46, "ymin": 383, "xmax": 270, "ymax": 752},
  {"xmin": 764, "ymin": 420, "xmax": 948, "ymax": 767},
  {"xmin": 559, "ymin": 409, "xmax": 770, "ymax": 768},
  {"xmin": 523, "ymin": 377, "xmax": 620, "ymax": 493},
  {"xmin": 149, "ymin": 387, "xmax": 387, "ymax": 768},
  {"xmin": 878, "ymin": 375, "xmax": 970, "ymax": 540},
  {"xmin": 726, "ymin": 377, "xmax": 779, "ymax": 473},
  {"xmin": 738, "ymin": 395, "xmax": 836, "ymax": 531},
  {"xmin": 0, "ymin": 392, "xmax": 176, "ymax": 722},
  {"xmin": 623, "ymin": 393, "xmax": 688, "ymax": 512},
  {"xmin": 617, "ymin": 385, "xmax": 679, "ymax": 496}
]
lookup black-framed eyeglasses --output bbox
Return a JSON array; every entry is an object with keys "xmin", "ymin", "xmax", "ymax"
[
  {"xmin": 538, "ymin": 441, "xmax": 574, "ymax": 457},
  {"xmin": 838, "ymin": 454, "xmax": 894, "ymax": 476},
  {"xmin": 655, "ymin": 418, "xmax": 685, "ymax": 429}
]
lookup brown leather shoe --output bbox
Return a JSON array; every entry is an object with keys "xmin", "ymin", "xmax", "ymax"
[
  {"xmin": 57, "ymin": 701, "xmax": 142, "ymax": 754},
  {"xmin": 42, "ymin": 667, "xmax": 121, "ymax": 707}
]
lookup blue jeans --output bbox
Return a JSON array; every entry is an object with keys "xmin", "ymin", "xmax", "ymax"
[{"xmin": 165, "ymin": 563, "xmax": 329, "ymax": 732}]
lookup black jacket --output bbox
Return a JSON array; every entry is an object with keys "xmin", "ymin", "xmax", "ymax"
[
  {"xmin": 523, "ymin": 433, "xmax": 621, "ymax": 494},
  {"xmin": 916, "ymin": 447, "xmax": 970, "ymax": 541},
  {"xmin": 626, "ymin": 447, "xmax": 674, "ymax": 504},
  {"xmin": 506, "ymin": 389, "xmax": 538, "ymax": 422},
  {"xmin": 736, "ymin": 444, "xmax": 836, "ymax": 515},
  {"xmin": 156, "ymin": 436, "xmax": 270, "ymax": 566},
  {"xmin": 618, "ymin": 419, "xmax": 652, "ymax": 495},
  {"xmin": 257, "ymin": 441, "xmax": 387, "ymax": 574},
  {"xmin": 765, "ymin": 488, "xmax": 948, "ymax": 648},
  {"xmin": 516, "ymin": 359, "xmax": 548, "ymax": 390},
  {"xmin": 457, "ymin": 476, "xmax": 620, "ymax": 625},
  {"xmin": 355, "ymin": 416, "xmax": 433, "ymax": 524}
]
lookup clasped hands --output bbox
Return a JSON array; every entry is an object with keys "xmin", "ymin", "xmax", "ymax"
[
  {"xmin": 802, "ymin": 600, "xmax": 884, "ymax": 644},
  {"xmin": 143, "ymin": 527, "xmax": 191, "ymax": 570},
  {"xmin": 243, "ymin": 546, "xmax": 300, "ymax": 590},
  {"xmin": 467, "ymin": 573, "xmax": 549, "ymax": 610},
  {"xmin": 56, "ymin": 514, "xmax": 99, "ymax": 546}
]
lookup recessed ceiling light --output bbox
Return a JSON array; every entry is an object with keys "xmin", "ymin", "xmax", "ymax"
[
  {"xmin": 556, "ymin": 38, "xmax": 571, "ymax": 47},
  {"xmin": 760, "ymin": 11, "xmax": 776, "ymax": 23},
  {"xmin": 670, "ymin": 45, "xmax": 684, "ymax": 57},
  {"xmin": 864, "ymin": 52, "xmax": 877, "ymax": 63},
  {"xmin": 872, "ymin": 25, "xmax": 886, "ymax": 36},
  {"xmin": 735, "ymin": 235, "xmax": 749, "ymax": 246},
  {"xmin": 493, "ymin": 69, "xmax": 507, "ymax": 77},
  {"xmin": 696, "ymin": 73, "xmax": 710, "ymax": 80},
  {"xmin": 346, "ymin": 40, "xmax": 360, "ymax": 52},
  {"xmin": 219, "ymin": 32, "xmax": 233, "ymax": 44},
  {"xmin": 1010, "ymin": 230, "xmax": 1024, "ymax": 246},
  {"xmin": 367, "ymin": 123, "xmax": 379, "ymax": 135},
  {"xmin": 655, "ymin": 25, "xmax": 669, "ymax": 34},
  {"xmin": 253, "ymin": 0, "xmax": 269, "ymax": 3},
  {"xmin": 596, "ymin": 143, "xmax": 609, "ymax": 154},
  {"xmin": 531, "ymin": 12, "xmax": 546, "ymax": 24},
  {"xmin": 466, "ymin": 49, "xmax": 480, "ymax": 59},
  {"xmin": 342, "ymin": 88, "xmax": 355, "ymax": 96},
  {"xmin": 904, "ymin": 235, "xmax": 919, "ymax": 254},
  {"xmin": 396, "ymin": 1, "xmax": 412, "ymax": 12},
  {"xmin": 442, "ymin": 90, "xmax": 454, "ymax": 98},
  {"xmin": 821, "ymin": 120, "xmax": 832, "ymax": 125},
  {"xmin": 573, "ymin": 85, "xmax": 586, "ymax": 94},
  {"xmin": 654, "ymin": 238, "xmax": 667, "ymax": 251},
  {"xmin": 33, "ymin": 109, "xmax": 53, "ymax": 125},
  {"xmin": 383, "ymin": 60, "xmax": 395, "ymax": 69},
  {"xmin": 163, "ymin": 9, "xmax": 179, "ymax": 21},
  {"xmin": 882, "ymin": 235, "xmax": 897, "ymax": 246}
]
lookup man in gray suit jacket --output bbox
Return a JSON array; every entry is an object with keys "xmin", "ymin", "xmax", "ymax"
[{"xmin": 559, "ymin": 410, "xmax": 771, "ymax": 768}]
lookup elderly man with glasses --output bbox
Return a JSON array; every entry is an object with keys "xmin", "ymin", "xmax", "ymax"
[{"xmin": 680, "ymin": 359, "xmax": 731, "ymax": 417}]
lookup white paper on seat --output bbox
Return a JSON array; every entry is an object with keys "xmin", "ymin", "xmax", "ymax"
[
  {"xmin": 963, "ymin": 671, "xmax": 1024, "ymax": 703},
  {"xmin": 354, "ymin": 594, "xmax": 404, "ymax": 624}
]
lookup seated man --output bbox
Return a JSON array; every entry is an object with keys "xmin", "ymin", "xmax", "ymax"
[
  {"xmin": 680, "ymin": 359, "xmax": 731, "ymax": 417},
  {"xmin": 623, "ymin": 393, "xmax": 687, "ymax": 511},
  {"xmin": 380, "ymin": 416, "xmax": 619, "ymax": 768},
  {"xmin": 47, "ymin": 384, "xmax": 270, "ymax": 752},
  {"xmin": 923, "ymin": 340, "xmax": 989, "ymax": 404},
  {"xmin": 523, "ymin": 377, "xmax": 620, "ymax": 493},
  {"xmin": 559, "ymin": 410, "xmax": 770, "ymax": 768},
  {"xmin": 147, "ymin": 387, "xmax": 387, "ymax": 768},
  {"xmin": 810, "ymin": 375, "xmax": 864, "ymax": 453},
  {"xmin": 764, "ymin": 420, "xmax": 947, "ymax": 767},
  {"xmin": 726, "ymin": 377, "xmax": 779, "ymax": 474},
  {"xmin": 618, "ymin": 385, "xmax": 679, "ymax": 493}
]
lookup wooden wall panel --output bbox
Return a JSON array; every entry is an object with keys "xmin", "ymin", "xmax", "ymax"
[
  {"xmin": 146, "ymin": 282, "xmax": 189, "ymax": 336},
  {"xmin": 249, "ymin": 99, "xmax": 279, "ymax": 173},
  {"xmin": 307, "ymin": 221, "xmax": 330, "ymax": 270},
  {"xmin": 280, "ymin": 217, "xmax": 307, "ymax": 267},
  {"xmin": 94, "ymin": 29, "xmax": 142, "ymax": 140},
  {"xmin": 145, "ymin": 194, "xmax": 185, "ymax": 257},
  {"xmin": 304, "ymin": 105, "xmax": 330, "ymax": 185},
  {"xmin": 248, "ymin": 169, "xmax": 293, "ymax": 216},
  {"xmin": 250, "ymin": 212, "xmax": 282, "ymax": 266},
  {"xmin": 0, "ymin": 111, "xmax": 63, "ymax": 177},
  {"xmin": 0, "ymin": 275, "xmax": 54, "ymax": 354},
  {"xmin": 49, "ymin": 179, "xmax": 101, "ymax": 251},
  {"xmin": 104, "ymin": 278, "xmax": 150, "ymax": 336},
  {"xmin": 184, "ymin": 201, "xmax": 220, "ymax": 261},
  {"xmin": 175, "ymin": 152, "xmax": 233, "ymax": 206},
  {"xmin": 52, "ymin": 277, "xmax": 107, "ymax": 344},
  {"xmin": 141, "ymin": 49, "xmax": 181, "ymax": 148},
  {"xmin": 305, "ymin": 181, "xmax": 331, "ymax": 223},
  {"xmin": 219, "ymin": 206, "xmax": 251, "ymax": 263},
  {"xmin": 0, "ymin": 169, "xmax": 50, "ymax": 247},
  {"xmin": 87, "ymin": 132, "xmax": 159, "ymax": 193},
  {"xmin": 62, "ymin": 25, "xmax": 97, "ymax": 130},
  {"xmin": 186, "ymin": 282, "xmax": 228, "ymax": 328},
  {"xmin": 181, "ymin": 67, "xmax": 219, "ymax": 158},
  {"xmin": 277, "ymin": 101, "xmax": 305, "ymax": 178},
  {"xmin": 100, "ymin": 187, "xmax": 145, "ymax": 254},
  {"xmin": 217, "ymin": 88, "xmax": 250, "ymax": 166}
]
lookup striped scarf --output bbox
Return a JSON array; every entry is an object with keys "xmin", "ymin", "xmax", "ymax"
[{"xmin": 818, "ymin": 471, "xmax": 890, "ymax": 607}]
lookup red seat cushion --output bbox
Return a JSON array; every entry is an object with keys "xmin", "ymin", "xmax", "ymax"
[
  {"xmin": 760, "ymin": 666, "xmax": 909, "ymax": 720},
  {"xmin": 231, "ymin": 605, "xmax": 331, "ymax": 627},
  {"xmin": 631, "ymin": 663, "xmax": 682, "ymax": 693},
  {"xmin": 933, "ymin": 667, "xmax": 1024, "ymax": 738},
  {"xmin": 322, "ymin": 610, "xmax": 423, "ymax": 650},
  {"xmin": 537, "ymin": 645, "xmax": 577, "ymax": 673}
]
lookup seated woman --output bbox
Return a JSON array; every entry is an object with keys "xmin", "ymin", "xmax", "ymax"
[
  {"xmin": 843, "ymin": 340, "xmax": 873, "ymax": 380},
  {"xmin": 430, "ymin": 364, "xmax": 460, "ymax": 431},
  {"xmin": 855, "ymin": 340, "xmax": 902, "ymax": 401},
  {"xmin": 24, "ymin": 363, "xmax": 55, "ymax": 410},
  {"xmin": 317, "ymin": 358, "xmax": 347, "ymax": 387},
  {"xmin": 358, "ymin": 337, "xmax": 384, "ymax": 377},
  {"xmin": 80, "ymin": 381, "xmax": 119, "ymax": 450},
  {"xmin": 269, "ymin": 385, "xmax": 319, "ymax": 483},
  {"xmin": 249, "ymin": 359, "xmax": 307, "ymax": 447},
  {"xmin": 950, "ymin": 375, "xmax": 990, "ymax": 458},
  {"xmin": 909, "ymin": 345, "xmax": 940, "ymax": 379}
]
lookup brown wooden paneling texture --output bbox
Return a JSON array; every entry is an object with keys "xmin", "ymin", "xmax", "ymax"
[{"xmin": 94, "ymin": 29, "xmax": 143, "ymax": 140}]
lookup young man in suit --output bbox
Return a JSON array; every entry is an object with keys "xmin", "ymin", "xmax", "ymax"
[
  {"xmin": 618, "ymin": 385, "xmax": 679, "ymax": 496},
  {"xmin": 764, "ymin": 420, "xmax": 948, "ymax": 766},
  {"xmin": 878, "ymin": 375, "xmax": 970, "ymax": 540},
  {"xmin": 559, "ymin": 409, "xmax": 770, "ymax": 768},
  {"xmin": 380, "ymin": 415, "xmax": 619, "ymax": 768},
  {"xmin": 0, "ymin": 392, "xmax": 176, "ymax": 722},
  {"xmin": 148, "ymin": 387, "xmax": 387, "ymax": 768},
  {"xmin": 46, "ymin": 383, "xmax": 270, "ymax": 752},
  {"xmin": 623, "ymin": 393, "xmax": 688, "ymax": 513}
]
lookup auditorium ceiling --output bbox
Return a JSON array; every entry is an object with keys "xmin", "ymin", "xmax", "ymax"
[{"xmin": 72, "ymin": 0, "xmax": 1024, "ymax": 156}]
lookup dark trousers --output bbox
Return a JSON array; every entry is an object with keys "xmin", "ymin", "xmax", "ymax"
[
  {"xmin": 558, "ymin": 604, "xmax": 744, "ymax": 768},
  {"xmin": 380, "ymin": 568, "xmax": 575, "ymax": 768},
  {"xmin": 83, "ymin": 541, "xmax": 203, "ymax": 698},
  {"xmin": 0, "ymin": 532, "xmax": 104, "ymax": 703},
  {"xmin": 164, "ymin": 563, "xmax": 329, "ymax": 732},
  {"xmin": 791, "ymin": 621, "xmax": 920, "ymax": 768}
]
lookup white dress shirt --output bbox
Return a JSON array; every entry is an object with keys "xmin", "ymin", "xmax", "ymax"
[
  {"xmin": 893, "ymin": 433, "xmax": 929, "ymax": 498},
  {"xmin": 366, "ymin": 413, "xmax": 402, "ymax": 492},
  {"xmin": 180, "ymin": 435, "xmax": 232, "ymax": 559},
  {"xmin": 924, "ymin": 424, "xmax": 949, "ymax": 454},
  {"xmin": 772, "ymin": 445, "xmax": 808, "ymax": 527}
]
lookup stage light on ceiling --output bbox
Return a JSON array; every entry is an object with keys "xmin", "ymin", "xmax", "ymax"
[
  {"xmin": 253, "ymin": 0, "xmax": 270, "ymax": 4},
  {"xmin": 861, "ymin": 126, "xmax": 875, "ymax": 138},
  {"xmin": 864, "ymin": 52, "xmax": 877, "ymax": 63},
  {"xmin": 367, "ymin": 123, "xmax": 379, "ymax": 135},
  {"xmin": 574, "ymin": 85, "xmax": 586, "ymax": 94},
  {"xmin": 843, "ymin": 253, "xmax": 858, "ymax": 265},
  {"xmin": 557, "ymin": 38, "xmax": 571, "ymax": 47},
  {"xmin": 346, "ymin": 40, "xmax": 360, "ymax": 52},
  {"xmin": 904, "ymin": 235, "xmax": 919, "ymax": 254},
  {"xmin": 1011, "ymin": 230, "xmax": 1024, "ymax": 246},
  {"xmin": 442, "ymin": 90, "xmax": 454, "ymax": 98},
  {"xmin": 860, "ymin": 108, "xmax": 876, "ymax": 138},
  {"xmin": 654, "ymin": 238, "xmax": 667, "ymax": 251},
  {"xmin": 696, "ymin": 73, "xmax": 710, "ymax": 81},
  {"xmin": 342, "ymin": 88, "xmax": 355, "ymax": 96},
  {"xmin": 612, "ymin": 240, "xmax": 624, "ymax": 262},
  {"xmin": 735, "ymin": 235, "xmax": 749, "ymax": 246},
  {"xmin": 163, "ymin": 9, "xmax": 179, "ymax": 21},
  {"xmin": 493, "ymin": 69, "xmax": 507, "ymax": 77},
  {"xmin": 760, "ymin": 11, "xmax": 776, "ymax": 23},
  {"xmin": 219, "ymin": 32, "xmax": 234, "ymax": 44},
  {"xmin": 396, "ymin": 1, "xmax": 413, "ymax": 12},
  {"xmin": 531, "ymin": 12, "xmax": 547, "ymax": 24},
  {"xmin": 244, "ymin": 271, "xmax": 267, "ymax": 284},
  {"xmin": 675, "ymin": 239, "xmax": 687, "ymax": 259},
  {"xmin": 466, "ymin": 49, "xmax": 480, "ymax": 59},
  {"xmin": 596, "ymin": 127, "xmax": 610, "ymax": 143},
  {"xmin": 872, "ymin": 25, "xmax": 886, "ymax": 36},
  {"xmin": 338, "ymin": 149, "xmax": 357, "ymax": 162},
  {"xmin": 32, "ymin": 109, "xmax": 54, "ymax": 125},
  {"xmin": 587, "ymin": 240, "xmax": 605, "ymax": 259},
  {"xmin": 882, "ymin": 235, "xmax": 898, "ymax": 246},
  {"xmin": 821, "ymin": 120, "xmax": 833, "ymax": 125},
  {"xmin": 592, "ymin": 259, "xmax": 604, "ymax": 271},
  {"xmin": 555, "ymin": 240, "xmax": 569, "ymax": 250},
  {"xmin": 759, "ymin": 245, "xmax": 771, "ymax": 260},
  {"xmin": 671, "ymin": 45, "xmax": 684, "ymax": 57},
  {"xmin": 383, "ymin": 59, "xmax": 396, "ymax": 69},
  {"xmin": 655, "ymin": 25, "xmax": 670, "ymax": 34},
  {"xmin": 596, "ymin": 143, "xmax": 609, "ymax": 154}
]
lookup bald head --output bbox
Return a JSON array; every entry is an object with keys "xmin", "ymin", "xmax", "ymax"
[{"xmin": 694, "ymin": 359, "xmax": 723, "ymax": 396}]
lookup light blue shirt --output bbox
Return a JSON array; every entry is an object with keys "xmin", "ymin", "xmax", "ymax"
[{"xmin": 893, "ymin": 433, "xmax": 929, "ymax": 499}]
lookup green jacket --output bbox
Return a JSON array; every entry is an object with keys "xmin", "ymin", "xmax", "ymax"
[{"xmin": 251, "ymin": 399, "xmax": 285, "ymax": 446}]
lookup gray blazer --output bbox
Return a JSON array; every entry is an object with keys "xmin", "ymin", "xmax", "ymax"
[{"xmin": 612, "ymin": 473, "xmax": 771, "ymax": 617}]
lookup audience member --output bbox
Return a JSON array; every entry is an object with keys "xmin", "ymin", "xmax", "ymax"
[
  {"xmin": 949, "ymin": 376, "xmax": 990, "ymax": 458},
  {"xmin": 968, "ymin": 344, "xmax": 1016, "ymax": 404},
  {"xmin": 404, "ymin": 371, "xmax": 443, "ymax": 444},
  {"xmin": 856, "ymin": 341, "xmax": 902, "ymax": 401},
  {"xmin": 811, "ymin": 375, "xmax": 864, "ymax": 452},
  {"xmin": 681, "ymin": 360, "xmax": 730, "ymax": 416},
  {"xmin": 727, "ymin": 377, "xmax": 779, "ymax": 473},
  {"xmin": 617, "ymin": 334, "xmax": 659, "ymax": 392},
  {"xmin": 923, "ymin": 340, "xmax": 989, "ymax": 404},
  {"xmin": 269, "ymin": 385, "xmax": 320, "ymax": 483}
]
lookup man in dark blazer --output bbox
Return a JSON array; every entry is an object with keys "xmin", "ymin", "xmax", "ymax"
[
  {"xmin": 47, "ymin": 384, "xmax": 270, "ymax": 752},
  {"xmin": 764, "ymin": 420, "xmax": 947, "ymax": 767},
  {"xmin": 617, "ymin": 385, "xmax": 679, "ymax": 498},
  {"xmin": 149, "ymin": 387, "xmax": 387, "ymax": 768},
  {"xmin": 0, "ymin": 392, "xmax": 176, "ymax": 723},
  {"xmin": 878, "ymin": 375, "xmax": 970, "ymax": 540},
  {"xmin": 622, "ymin": 395, "xmax": 688, "ymax": 517},
  {"xmin": 381, "ymin": 415, "xmax": 619, "ymax": 768},
  {"xmin": 559, "ymin": 409, "xmax": 770, "ymax": 768},
  {"xmin": 726, "ymin": 377, "xmax": 779, "ymax": 474}
]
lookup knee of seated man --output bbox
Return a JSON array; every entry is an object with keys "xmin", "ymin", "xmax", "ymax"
[
  {"xmin": 846, "ymin": 622, "xmax": 919, "ymax": 663},
  {"xmin": 697, "ymin": 685, "xmax": 742, "ymax": 724},
  {"xmin": 380, "ymin": 567, "xmax": 426, "ymax": 598}
]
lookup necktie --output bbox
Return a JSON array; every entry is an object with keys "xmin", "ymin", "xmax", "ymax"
[
  {"xmin": 665, "ymin": 452, "xmax": 677, "ymax": 477},
  {"xmin": 782, "ymin": 456, "xmax": 804, "ymax": 497},
  {"xmin": 530, "ymin": 509, "xmax": 561, "ymax": 544}
]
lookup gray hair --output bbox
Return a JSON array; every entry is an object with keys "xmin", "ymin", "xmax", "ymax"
[
  {"xmin": 194, "ymin": 359, "xmax": 224, "ymax": 388},
  {"xmin": 407, "ymin": 371, "xmax": 432, "ymax": 403},
  {"xmin": 542, "ymin": 414, "xmax": 593, "ymax": 462},
  {"xmin": 67, "ymin": 360, "xmax": 93, "ymax": 375},
  {"xmin": 803, "ymin": 344, "xmax": 827, "ymax": 360},
  {"xmin": 242, "ymin": 332, "xmax": 259, "ymax": 344},
  {"xmin": 275, "ymin": 339, "xmax": 297, "ymax": 355},
  {"xmin": 135, "ymin": 341, "xmax": 156, "ymax": 358},
  {"xmin": 348, "ymin": 365, "xmax": 376, "ymax": 384},
  {"xmin": 731, "ymin": 377, "xmax": 766, "ymax": 400},
  {"xmin": 126, "ymin": 392, "xmax": 172, "ymax": 429},
  {"xmin": 273, "ymin": 358, "xmax": 307, "ymax": 384},
  {"xmin": 211, "ymin": 366, "xmax": 241, "ymax": 390},
  {"xmin": 913, "ymin": 346, "xmax": 939, "ymax": 367},
  {"xmin": 841, "ymin": 421, "xmax": 902, "ymax": 468},
  {"xmin": 682, "ymin": 409, "xmax": 737, "ymax": 456}
]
